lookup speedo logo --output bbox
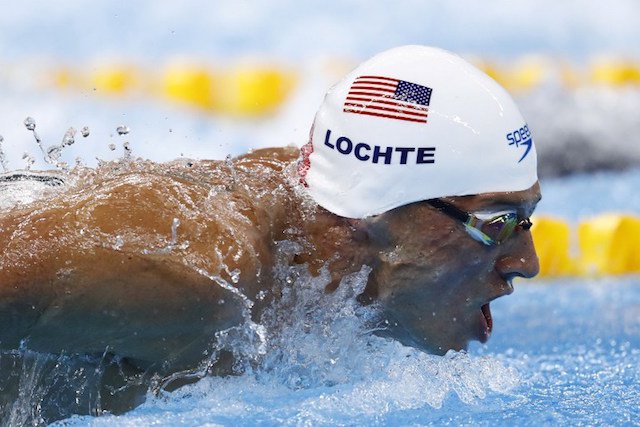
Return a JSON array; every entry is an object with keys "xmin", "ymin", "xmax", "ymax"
[
  {"xmin": 506, "ymin": 124, "xmax": 533, "ymax": 163},
  {"xmin": 322, "ymin": 129, "xmax": 436, "ymax": 165}
]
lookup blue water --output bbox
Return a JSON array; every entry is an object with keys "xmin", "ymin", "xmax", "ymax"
[
  {"xmin": 38, "ymin": 169, "xmax": 638, "ymax": 426},
  {"xmin": 51, "ymin": 278, "xmax": 639, "ymax": 426},
  {"xmin": 1, "ymin": 1, "xmax": 639, "ymax": 424},
  {"xmin": 2, "ymin": 0, "xmax": 640, "ymax": 173},
  {"xmin": 2, "ymin": 0, "xmax": 639, "ymax": 61},
  {"xmin": 537, "ymin": 169, "xmax": 640, "ymax": 221}
]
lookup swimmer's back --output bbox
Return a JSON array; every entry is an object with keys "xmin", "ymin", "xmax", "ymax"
[{"xmin": 0, "ymin": 146, "xmax": 301, "ymax": 371}]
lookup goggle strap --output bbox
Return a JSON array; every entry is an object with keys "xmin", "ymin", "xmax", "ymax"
[
  {"xmin": 426, "ymin": 199, "xmax": 470, "ymax": 223},
  {"xmin": 520, "ymin": 218, "xmax": 533, "ymax": 230}
]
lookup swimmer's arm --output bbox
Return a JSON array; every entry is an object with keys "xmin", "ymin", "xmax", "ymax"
[
  {"xmin": 0, "ymin": 246, "xmax": 245, "ymax": 371},
  {"xmin": 0, "ymin": 177, "xmax": 260, "ymax": 371}
]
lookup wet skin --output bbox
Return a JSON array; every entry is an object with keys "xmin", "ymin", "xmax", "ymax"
[
  {"xmin": 358, "ymin": 183, "xmax": 541, "ymax": 354},
  {"xmin": 0, "ymin": 146, "xmax": 540, "ymax": 391}
]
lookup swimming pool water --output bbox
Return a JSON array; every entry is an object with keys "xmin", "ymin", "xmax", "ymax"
[
  {"xmin": 47, "ymin": 277, "xmax": 639, "ymax": 426},
  {"xmin": 43, "ymin": 170, "xmax": 640, "ymax": 426},
  {"xmin": 1, "ymin": 1, "xmax": 639, "ymax": 424}
]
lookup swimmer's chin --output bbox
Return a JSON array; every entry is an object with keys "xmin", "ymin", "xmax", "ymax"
[
  {"xmin": 415, "ymin": 341, "xmax": 471, "ymax": 357},
  {"xmin": 373, "ymin": 328, "xmax": 471, "ymax": 356}
]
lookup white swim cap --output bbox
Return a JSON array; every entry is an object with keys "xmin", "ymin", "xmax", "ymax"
[{"xmin": 298, "ymin": 45, "xmax": 538, "ymax": 218}]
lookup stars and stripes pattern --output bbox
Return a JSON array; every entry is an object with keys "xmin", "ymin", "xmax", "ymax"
[{"xmin": 343, "ymin": 75, "xmax": 432, "ymax": 124}]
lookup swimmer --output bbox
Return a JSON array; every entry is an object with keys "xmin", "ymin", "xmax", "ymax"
[{"xmin": 0, "ymin": 46, "xmax": 540, "ymax": 414}]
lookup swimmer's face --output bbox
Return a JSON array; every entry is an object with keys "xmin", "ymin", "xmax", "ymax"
[{"xmin": 363, "ymin": 183, "xmax": 541, "ymax": 355}]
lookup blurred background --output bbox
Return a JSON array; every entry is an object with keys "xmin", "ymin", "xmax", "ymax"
[
  {"xmin": 1, "ymin": 0, "xmax": 640, "ymax": 172},
  {"xmin": 1, "ymin": 0, "xmax": 640, "ymax": 277},
  {"xmin": 1, "ymin": 2, "xmax": 639, "ymax": 424}
]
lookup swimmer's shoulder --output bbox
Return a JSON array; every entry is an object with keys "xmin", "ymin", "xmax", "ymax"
[
  {"xmin": 157, "ymin": 146, "xmax": 298, "ymax": 185},
  {"xmin": 233, "ymin": 146, "xmax": 299, "ymax": 170}
]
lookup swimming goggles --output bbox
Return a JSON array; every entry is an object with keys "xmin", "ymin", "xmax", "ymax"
[{"xmin": 426, "ymin": 198, "xmax": 532, "ymax": 246}]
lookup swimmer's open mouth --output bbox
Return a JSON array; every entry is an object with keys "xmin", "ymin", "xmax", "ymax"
[{"xmin": 480, "ymin": 303, "xmax": 493, "ymax": 343}]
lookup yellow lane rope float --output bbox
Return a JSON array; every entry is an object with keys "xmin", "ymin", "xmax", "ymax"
[
  {"xmin": 532, "ymin": 214, "xmax": 640, "ymax": 278},
  {"xmin": 36, "ymin": 56, "xmax": 640, "ymax": 116},
  {"xmin": 52, "ymin": 60, "xmax": 298, "ymax": 116}
]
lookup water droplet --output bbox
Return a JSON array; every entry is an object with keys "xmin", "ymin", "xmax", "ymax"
[
  {"xmin": 46, "ymin": 145, "xmax": 62, "ymax": 162},
  {"xmin": 285, "ymin": 276, "xmax": 294, "ymax": 284},
  {"xmin": 256, "ymin": 290, "xmax": 267, "ymax": 301},
  {"xmin": 32, "ymin": 130, "xmax": 42, "ymax": 145},
  {"xmin": 62, "ymin": 127, "xmax": 76, "ymax": 146},
  {"xmin": 24, "ymin": 116, "xmax": 36, "ymax": 131},
  {"xmin": 116, "ymin": 125, "xmax": 130, "ymax": 135},
  {"xmin": 22, "ymin": 152, "xmax": 35, "ymax": 170},
  {"xmin": 230, "ymin": 269, "xmax": 241, "ymax": 284},
  {"xmin": 0, "ymin": 135, "xmax": 7, "ymax": 173},
  {"xmin": 112, "ymin": 235, "xmax": 124, "ymax": 250},
  {"xmin": 123, "ymin": 142, "xmax": 132, "ymax": 159},
  {"xmin": 108, "ymin": 143, "xmax": 116, "ymax": 151},
  {"xmin": 171, "ymin": 217, "xmax": 180, "ymax": 245},
  {"xmin": 81, "ymin": 126, "xmax": 90, "ymax": 137}
]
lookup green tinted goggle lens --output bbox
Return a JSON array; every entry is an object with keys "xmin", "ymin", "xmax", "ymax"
[
  {"xmin": 426, "ymin": 199, "xmax": 533, "ymax": 246},
  {"xmin": 464, "ymin": 212, "xmax": 518, "ymax": 245}
]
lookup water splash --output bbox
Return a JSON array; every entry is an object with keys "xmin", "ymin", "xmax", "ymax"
[
  {"xmin": 114, "ymin": 125, "xmax": 131, "ymax": 163},
  {"xmin": 0, "ymin": 135, "xmax": 8, "ymax": 173},
  {"xmin": 224, "ymin": 154, "xmax": 238, "ymax": 190},
  {"xmin": 141, "ymin": 217, "xmax": 189, "ymax": 254},
  {"xmin": 112, "ymin": 235, "xmax": 124, "ymax": 250},
  {"xmin": 51, "ymin": 247, "xmax": 521, "ymax": 426},
  {"xmin": 192, "ymin": 267, "xmax": 268, "ymax": 375},
  {"xmin": 230, "ymin": 269, "xmax": 241, "ymax": 284},
  {"xmin": 23, "ymin": 116, "xmax": 36, "ymax": 132},
  {"xmin": 21, "ymin": 153, "xmax": 35, "ymax": 170},
  {"xmin": 0, "ymin": 349, "xmax": 147, "ymax": 426},
  {"xmin": 0, "ymin": 233, "xmax": 521, "ymax": 425},
  {"xmin": 24, "ymin": 117, "xmax": 46, "ymax": 163},
  {"xmin": 21, "ymin": 118, "xmax": 76, "ymax": 170},
  {"xmin": 0, "ymin": 159, "xmax": 521, "ymax": 425},
  {"xmin": 170, "ymin": 217, "xmax": 180, "ymax": 246},
  {"xmin": 6, "ymin": 118, "xmax": 137, "ymax": 175},
  {"xmin": 62, "ymin": 127, "xmax": 76, "ymax": 146},
  {"xmin": 122, "ymin": 142, "xmax": 132, "ymax": 160}
]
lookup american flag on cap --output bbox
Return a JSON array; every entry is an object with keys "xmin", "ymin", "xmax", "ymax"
[{"xmin": 343, "ymin": 75, "xmax": 432, "ymax": 124}]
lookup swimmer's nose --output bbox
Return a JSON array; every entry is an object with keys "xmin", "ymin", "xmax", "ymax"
[{"xmin": 496, "ymin": 229, "xmax": 540, "ymax": 280}]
